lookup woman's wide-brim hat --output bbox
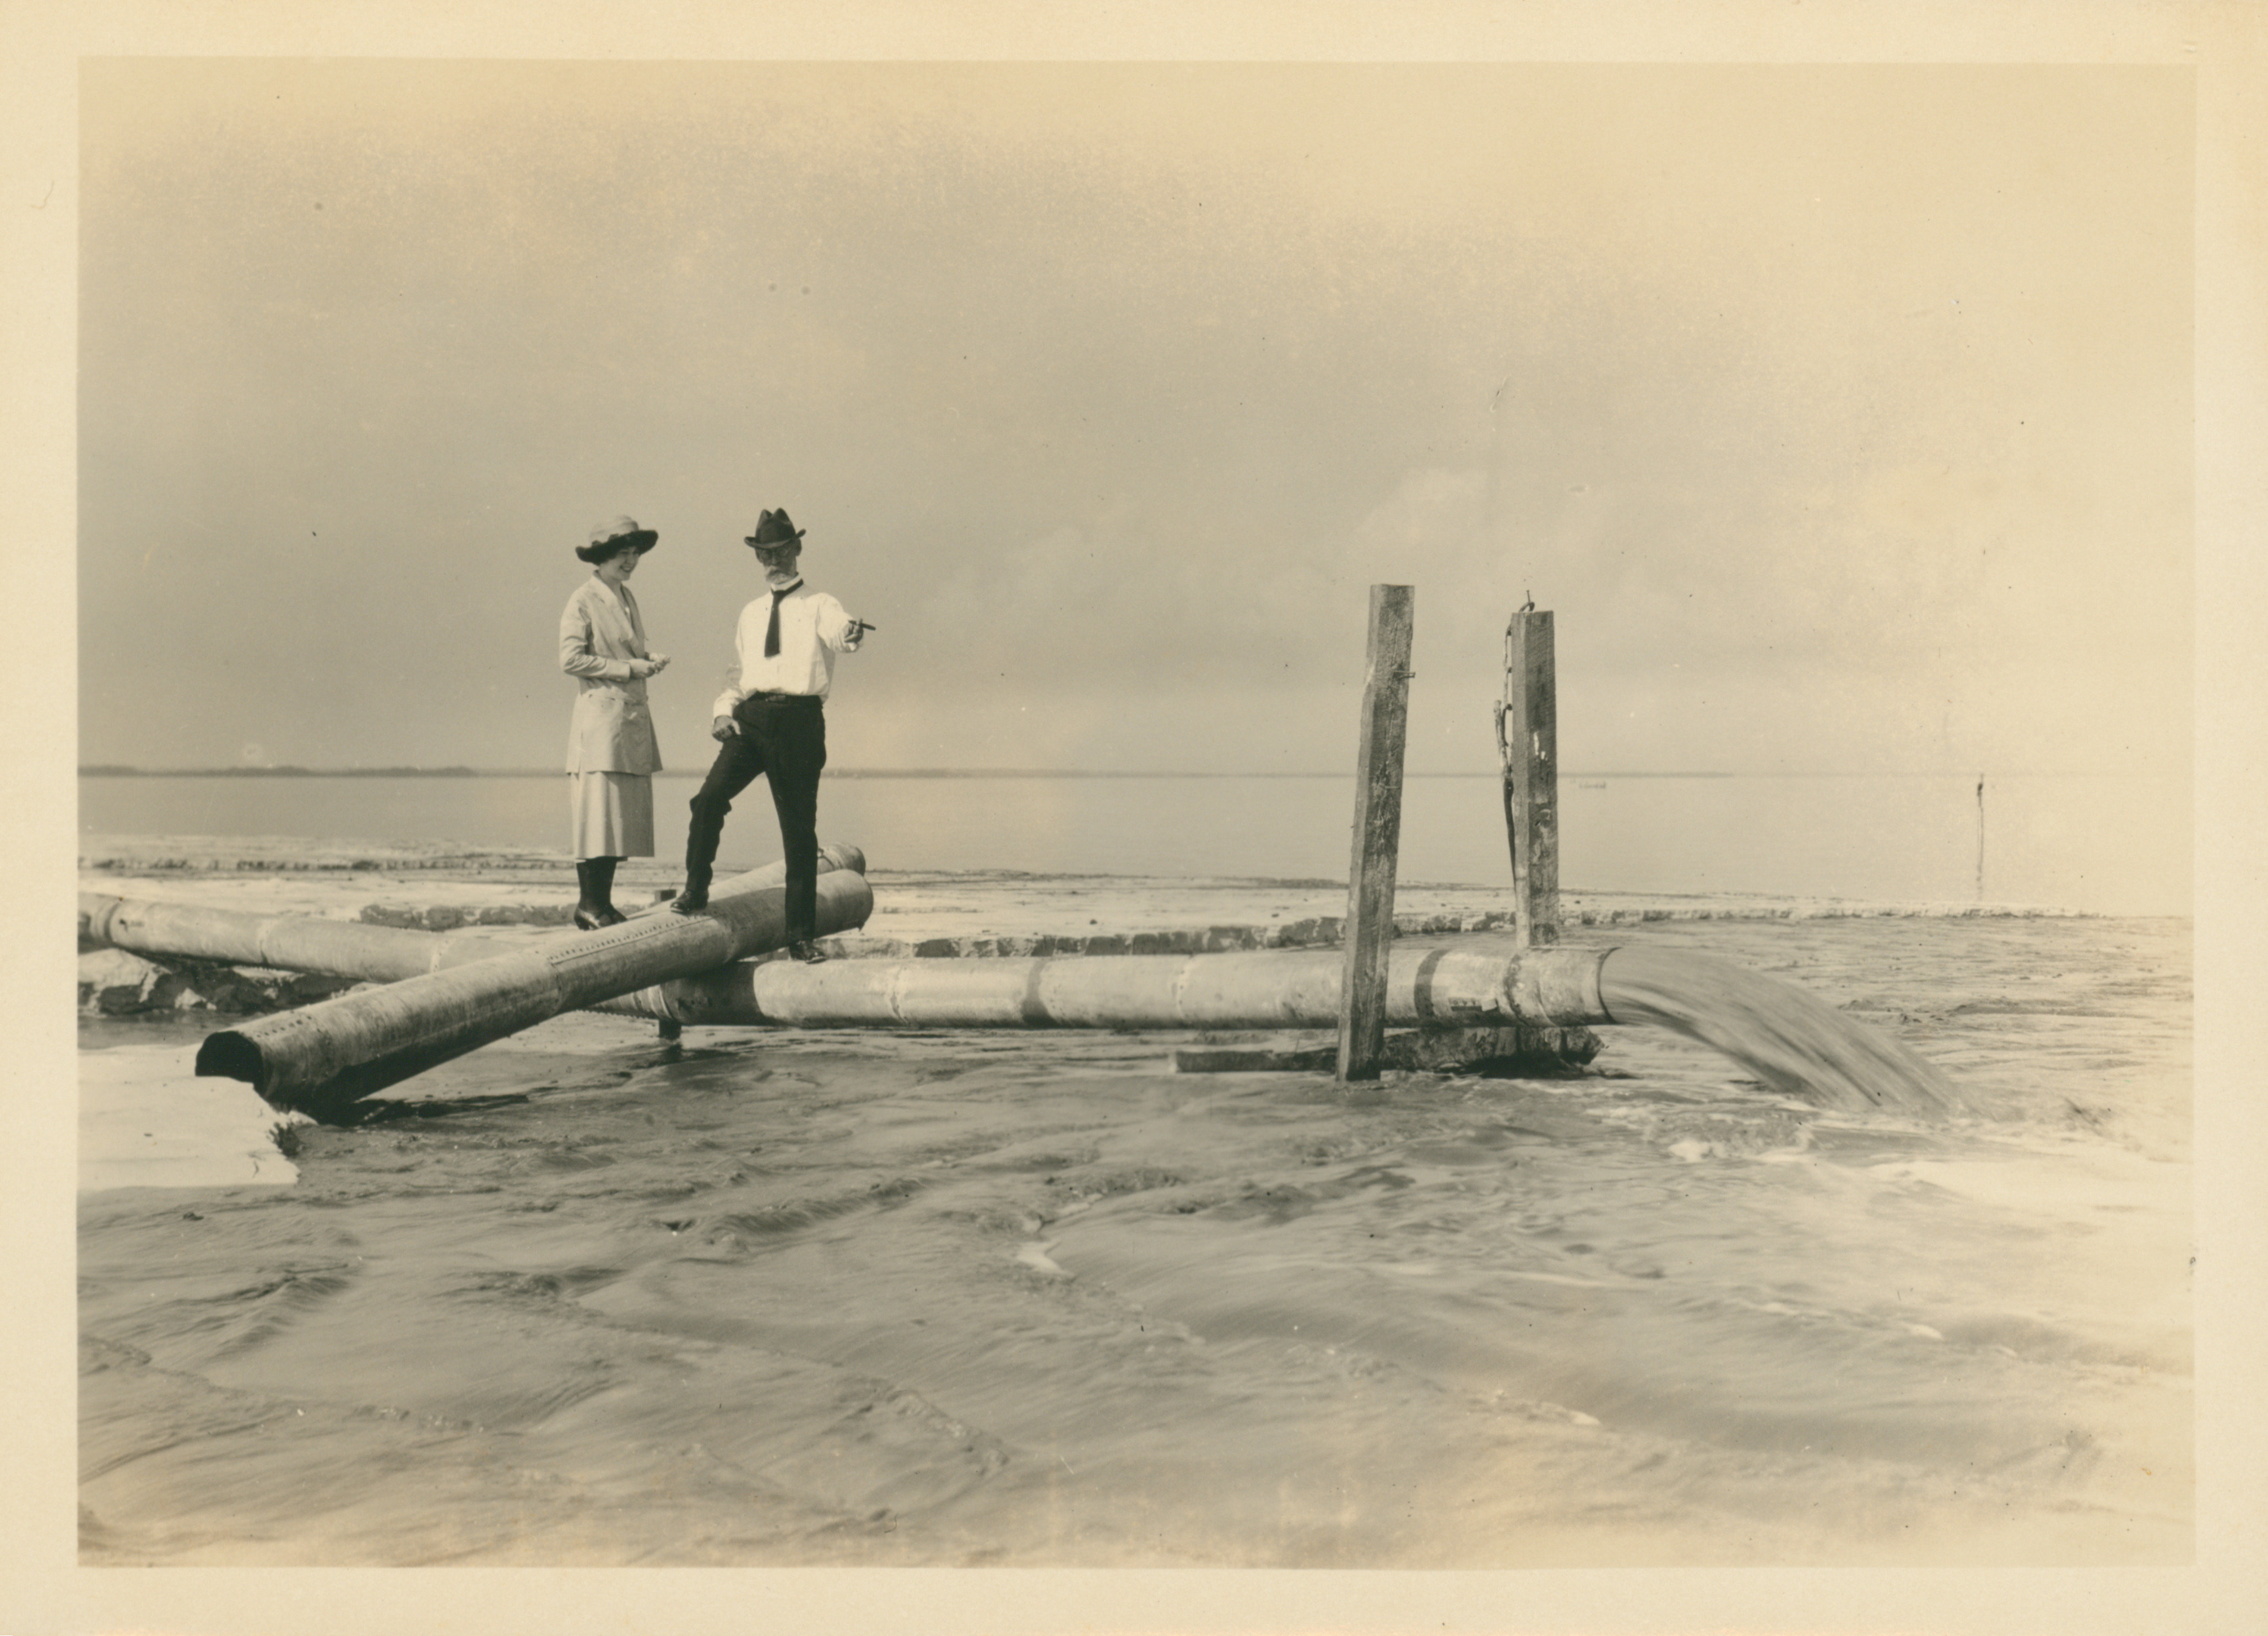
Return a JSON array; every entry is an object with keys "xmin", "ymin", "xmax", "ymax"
[
  {"xmin": 577, "ymin": 515, "xmax": 659, "ymax": 563},
  {"xmin": 745, "ymin": 508, "xmax": 807, "ymax": 550}
]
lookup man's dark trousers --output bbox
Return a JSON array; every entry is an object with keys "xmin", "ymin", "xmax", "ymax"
[{"xmin": 684, "ymin": 695, "xmax": 827, "ymax": 938}]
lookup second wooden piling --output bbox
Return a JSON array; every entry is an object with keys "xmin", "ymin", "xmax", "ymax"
[
  {"xmin": 1338, "ymin": 584, "xmax": 1416, "ymax": 1082},
  {"xmin": 1497, "ymin": 606, "xmax": 1560, "ymax": 946}
]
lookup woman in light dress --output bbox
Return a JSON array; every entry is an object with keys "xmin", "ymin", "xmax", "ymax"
[{"xmin": 559, "ymin": 515, "xmax": 670, "ymax": 927}]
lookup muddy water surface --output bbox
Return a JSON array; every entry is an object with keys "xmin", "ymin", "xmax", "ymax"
[{"xmin": 78, "ymin": 914, "xmax": 2191, "ymax": 1565}]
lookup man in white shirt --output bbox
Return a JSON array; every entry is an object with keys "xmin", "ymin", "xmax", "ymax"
[{"xmin": 671, "ymin": 507, "xmax": 867, "ymax": 960}]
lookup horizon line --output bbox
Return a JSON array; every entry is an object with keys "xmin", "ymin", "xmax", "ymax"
[{"xmin": 76, "ymin": 763, "xmax": 2137, "ymax": 781}]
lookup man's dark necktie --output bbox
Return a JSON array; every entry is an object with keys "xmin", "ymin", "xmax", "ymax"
[{"xmin": 764, "ymin": 585, "xmax": 793, "ymax": 658}]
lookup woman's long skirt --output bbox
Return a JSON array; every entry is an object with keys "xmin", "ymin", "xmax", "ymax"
[{"xmin": 569, "ymin": 771, "xmax": 656, "ymax": 859}]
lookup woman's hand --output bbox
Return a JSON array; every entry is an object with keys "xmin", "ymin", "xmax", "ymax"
[{"xmin": 629, "ymin": 655, "xmax": 670, "ymax": 679}]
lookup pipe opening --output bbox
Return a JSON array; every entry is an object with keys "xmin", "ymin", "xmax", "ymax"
[{"xmin": 194, "ymin": 1031, "xmax": 267, "ymax": 1090}]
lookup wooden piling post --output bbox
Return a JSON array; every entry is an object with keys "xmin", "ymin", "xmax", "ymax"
[
  {"xmin": 1338, "ymin": 584, "xmax": 1416, "ymax": 1083},
  {"xmin": 1496, "ymin": 607, "xmax": 1560, "ymax": 946}
]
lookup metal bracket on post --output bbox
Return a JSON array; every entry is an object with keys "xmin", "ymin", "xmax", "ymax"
[
  {"xmin": 1501, "ymin": 606, "xmax": 1560, "ymax": 947},
  {"xmin": 1338, "ymin": 584, "xmax": 1416, "ymax": 1084}
]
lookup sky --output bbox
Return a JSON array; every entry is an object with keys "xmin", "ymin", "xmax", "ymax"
[{"xmin": 77, "ymin": 59, "xmax": 2193, "ymax": 777}]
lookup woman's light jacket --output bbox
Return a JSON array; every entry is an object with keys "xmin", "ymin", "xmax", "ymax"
[{"xmin": 560, "ymin": 576, "xmax": 662, "ymax": 774}]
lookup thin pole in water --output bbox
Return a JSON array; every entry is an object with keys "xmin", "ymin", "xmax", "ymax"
[{"xmin": 1975, "ymin": 775, "xmax": 1986, "ymax": 902}]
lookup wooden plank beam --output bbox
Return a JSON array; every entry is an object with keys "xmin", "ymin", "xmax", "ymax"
[
  {"xmin": 1336, "ymin": 584, "xmax": 1416, "ymax": 1083},
  {"xmin": 1176, "ymin": 1024, "xmax": 1601, "ymax": 1076}
]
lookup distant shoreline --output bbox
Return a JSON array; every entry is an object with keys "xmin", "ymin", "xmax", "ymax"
[
  {"xmin": 73, "ymin": 765, "xmax": 1414, "ymax": 780},
  {"xmin": 74, "ymin": 766, "xmax": 1524, "ymax": 780},
  {"xmin": 77, "ymin": 765, "xmax": 2121, "ymax": 781}
]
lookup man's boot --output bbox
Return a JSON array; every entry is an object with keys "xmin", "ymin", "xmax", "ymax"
[{"xmin": 668, "ymin": 869, "xmax": 710, "ymax": 915}]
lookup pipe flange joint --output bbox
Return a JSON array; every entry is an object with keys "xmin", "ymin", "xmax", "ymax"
[{"xmin": 1507, "ymin": 946, "xmax": 1610, "ymax": 1025}]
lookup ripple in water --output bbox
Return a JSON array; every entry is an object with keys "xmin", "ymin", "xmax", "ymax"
[{"xmin": 1598, "ymin": 946, "xmax": 1963, "ymax": 1119}]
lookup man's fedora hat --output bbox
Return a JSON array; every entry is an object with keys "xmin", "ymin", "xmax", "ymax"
[
  {"xmin": 745, "ymin": 509, "xmax": 808, "ymax": 550},
  {"xmin": 578, "ymin": 515, "xmax": 659, "ymax": 563}
]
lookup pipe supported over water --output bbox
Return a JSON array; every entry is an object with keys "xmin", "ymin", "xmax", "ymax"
[
  {"xmin": 195, "ymin": 868, "xmax": 874, "ymax": 1122},
  {"xmin": 591, "ymin": 943, "xmax": 1613, "ymax": 1034},
  {"xmin": 602, "ymin": 943, "xmax": 1957, "ymax": 1120},
  {"xmin": 96, "ymin": 855, "xmax": 1959, "ymax": 1121}
]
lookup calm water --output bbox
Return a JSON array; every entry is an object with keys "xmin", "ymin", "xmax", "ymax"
[{"xmin": 79, "ymin": 770, "xmax": 2189, "ymax": 915}]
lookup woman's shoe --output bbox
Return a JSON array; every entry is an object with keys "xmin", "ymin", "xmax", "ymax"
[{"xmin": 574, "ymin": 858, "xmax": 629, "ymax": 929}]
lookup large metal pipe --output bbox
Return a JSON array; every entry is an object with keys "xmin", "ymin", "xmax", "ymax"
[
  {"xmin": 82, "ymin": 844, "xmax": 866, "ymax": 981},
  {"xmin": 194, "ymin": 870, "xmax": 874, "ymax": 1122},
  {"xmin": 79, "ymin": 851, "xmax": 1601, "ymax": 1043},
  {"xmin": 82, "ymin": 890, "xmax": 472, "ymax": 981},
  {"xmin": 591, "ymin": 941, "xmax": 1612, "ymax": 1034},
  {"xmin": 593, "ymin": 942, "xmax": 1956, "ymax": 1118}
]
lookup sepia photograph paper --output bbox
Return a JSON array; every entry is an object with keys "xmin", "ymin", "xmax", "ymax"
[{"xmin": 7, "ymin": 2, "xmax": 2264, "ymax": 1633}]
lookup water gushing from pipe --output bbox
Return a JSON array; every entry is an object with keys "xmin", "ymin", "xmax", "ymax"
[{"xmin": 1599, "ymin": 945, "xmax": 1961, "ymax": 1119}]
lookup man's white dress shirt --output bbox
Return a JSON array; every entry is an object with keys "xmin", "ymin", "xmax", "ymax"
[{"xmin": 710, "ymin": 578, "xmax": 862, "ymax": 717}]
